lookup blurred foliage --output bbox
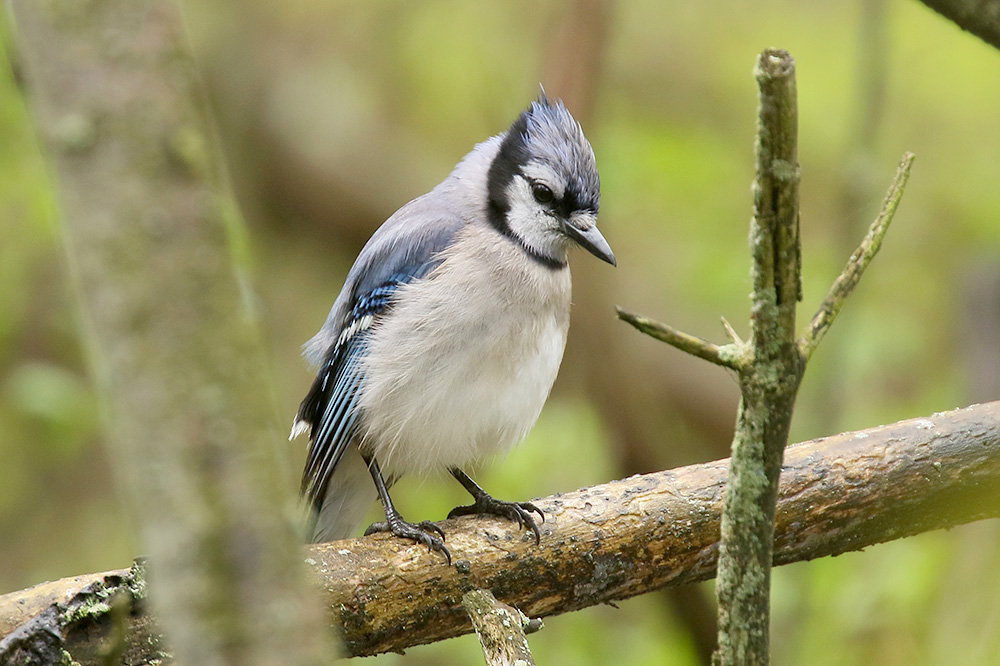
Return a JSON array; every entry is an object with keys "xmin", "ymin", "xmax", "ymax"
[{"xmin": 2, "ymin": 1, "xmax": 999, "ymax": 664}]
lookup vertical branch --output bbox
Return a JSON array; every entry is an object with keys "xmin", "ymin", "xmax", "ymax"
[
  {"xmin": 463, "ymin": 589, "xmax": 541, "ymax": 666},
  {"xmin": 714, "ymin": 49, "xmax": 804, "ymax": 666},
  {"xmin": 7, "ymin": 0, "xmax": 333, "ymax": 664},
  {"xmin": 750, "ymin": 49, "xmax": 801, "ymax": 344},
  {"xmin": 616, "ymin": 45, "xmax": 912, "ymax": 666}
]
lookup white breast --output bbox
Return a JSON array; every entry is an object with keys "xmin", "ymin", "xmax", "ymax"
[{"xmin": 356, "ymin": 225, "xmax": 572, "ymax": 479}]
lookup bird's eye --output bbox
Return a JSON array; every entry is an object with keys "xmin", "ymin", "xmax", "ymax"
[{"xmin": 531, "ymin": 183, "xmax": 554, "ymax": 205}]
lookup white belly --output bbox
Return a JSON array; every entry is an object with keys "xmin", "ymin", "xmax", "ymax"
[{"xmin": 356, "ymin": 231, "xmax": 571, "ymax": 479}]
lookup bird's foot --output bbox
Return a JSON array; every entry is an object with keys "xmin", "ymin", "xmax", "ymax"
[
  {"xmin": 448, "ymin": 494, "xmax": 544, "ymax": 545},
  {"xmin": 365, "ymin": 516, "xmax": 451, "ymax": 564}
]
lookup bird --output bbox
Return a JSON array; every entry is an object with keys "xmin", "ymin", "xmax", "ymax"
[{"xmin": 291, "ymin": 92, "xmax": 614, "ymax": 563}]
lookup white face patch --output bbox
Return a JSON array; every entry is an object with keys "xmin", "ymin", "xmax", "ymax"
[{"xmin": 503, "ymin": 174, "xmax": 570, "ymax": 262}]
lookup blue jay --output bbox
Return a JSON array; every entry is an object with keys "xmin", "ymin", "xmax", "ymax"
[{"xmin": 291, "ymin": 94, "xmax": 614, "ymax": 562}]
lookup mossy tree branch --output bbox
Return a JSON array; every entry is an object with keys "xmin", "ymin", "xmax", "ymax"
[
  {"xmin": 799, "ymin": 152, "xmax": 915, "ymax": 361},
  {"xmin": 618, "ymin": 48, "xmax": 913, "ymax": 666},
  {"xmin": 462, "ymin": 589, "xmax": 540, "ymax": 666},
  {"xmin": 2, "ymin": 403, "xmax": 999, "ymax": 662},
  {"xmin": 712, "ymin": 49, "xmax": 803, "ymax": 666},
  {"xmin": 615, "ymin": 308, "xmax": 744, "ymax": 370}
]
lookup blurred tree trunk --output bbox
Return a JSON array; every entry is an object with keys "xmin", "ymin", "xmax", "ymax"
[{"xmin": 6, "ymin": 1, "xmax": 332, "ymax": 664}]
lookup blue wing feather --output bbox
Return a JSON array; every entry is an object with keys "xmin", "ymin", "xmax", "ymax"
[
  {"xmin": 301, "ymin": 336, "xmax": 368, "ymax": 502},
  {"xmin": 298, "ymin": 216, "xmax": 463, "ymax": 509},
  {"xmin": 298, "ymin": 279, "xmax": 408, "ymax": 508}
]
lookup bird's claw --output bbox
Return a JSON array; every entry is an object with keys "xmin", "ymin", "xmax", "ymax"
[
  {"xmin": 449, "ymin": 497, "xmax": 544, "ymax": 545},
  {"xmin": 365, "ymin": 518, "xmax": 451, "ymax": 564}
]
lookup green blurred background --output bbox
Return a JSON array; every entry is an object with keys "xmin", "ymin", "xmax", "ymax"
[{"xmin": 2, "ymin": 1, "xmax": 999, "ymax": 664}]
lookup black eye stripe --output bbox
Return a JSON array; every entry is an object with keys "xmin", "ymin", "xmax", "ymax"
[{"xmin": 525, "ymin": 177, "xmax": 599, "ymax": 219}]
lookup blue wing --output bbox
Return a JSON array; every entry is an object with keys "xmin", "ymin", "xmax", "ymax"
[
  {"xmin": 296, "ymin": 196, "xmax": 465, "ymax": 510},
  {"xmin": 298, "ymin": 279, "xmax": 400, "ymax": 505}
]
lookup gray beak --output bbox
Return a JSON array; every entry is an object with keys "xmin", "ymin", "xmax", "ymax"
[{"xmin": 564, "ymin": 217, "xmax": 616, "ymax": 266}]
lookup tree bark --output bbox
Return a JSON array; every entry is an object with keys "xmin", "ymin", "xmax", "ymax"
[
  {"xmin": 462, "ymin": 589, "xmax": 539, "ymax": 666},
  {"xmin": 711, "ymin": 49, "xmax": 803, "ymax": 666},
  {"xmin": 3, "ymin": 402, "xmax": 998, "ymax": 662}
]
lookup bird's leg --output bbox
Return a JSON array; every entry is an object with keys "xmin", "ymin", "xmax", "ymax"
[
  {"xmin": 447, "ymin": 468, "xmax": 544, "ymax": 544},
  {"xmin": 362, "ymin": 455, "xmax": 451, "ymax": 563}
]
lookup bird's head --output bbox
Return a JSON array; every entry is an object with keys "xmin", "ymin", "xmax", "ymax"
[{"xmin": 486, "ymin": 93, "xmax": 614, "ymax": 269}]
